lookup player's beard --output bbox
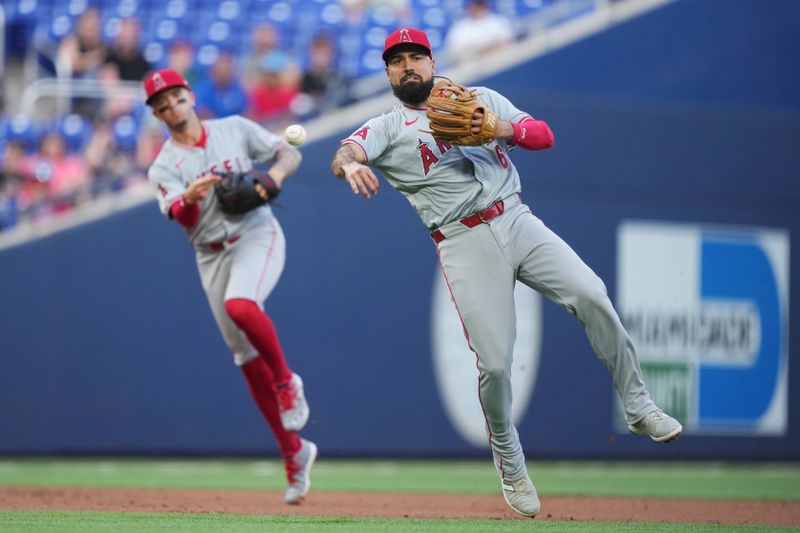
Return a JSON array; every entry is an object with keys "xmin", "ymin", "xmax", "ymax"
[{"xmin": 392, "ymin": 77, "xmax": 434, "ymax": 106}]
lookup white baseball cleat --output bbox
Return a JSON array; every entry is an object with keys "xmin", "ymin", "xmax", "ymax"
[
  {"xmin": 284, "ymin": 438, "xmax": 318, "ymax": 504},
  {"xmin": 274, "ymin": 373, "xmax": 310, "ymax": 432},
  {"xmin": 502, "ymin": 474, "xmax": 540, "ymax": 517},
  {"xmin": 628, "ymin": 409, "xmax": 683, "ymax": 442}
]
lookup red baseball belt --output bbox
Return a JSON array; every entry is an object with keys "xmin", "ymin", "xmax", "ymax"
[{"xmin": 431, "ymin": 199, "xmax": 505, "ymax": 244}]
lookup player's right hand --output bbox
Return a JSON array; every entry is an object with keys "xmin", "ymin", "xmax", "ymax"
[
  {"xmin": 342, "ymin": 162, "xmax": 379, "ymax": 199},
  {"xmin": 184, "ymin": 173, "xmax": 221, "ymax": 204}
]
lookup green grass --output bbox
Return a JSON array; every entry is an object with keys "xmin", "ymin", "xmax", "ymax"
[
  {"xmin": 1, "ymin": 460, "xmax": 799, "ymax": 532},
  {"xmin": 1, "ymin": 459, "xmax": 798, "ymax": 501},
  {"xmin": 0, "ymin": 511, "xmax": 795, "ymax": 533}
]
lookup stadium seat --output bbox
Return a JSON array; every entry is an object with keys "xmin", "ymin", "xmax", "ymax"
[
  {"xmin": 420, "ymin": 26, "xmax": 444, "ymax": 50},
  {"xmin": 49, "ymin": 0, "xmax": 91, "ymax": 18},
  {"xmin": 4, "ymin": 114, "xmax": 40, "ymax": 152},
  {"xmin": 102, "ymin": 0, "xmax": 148, "ymax": 18},
  {"xmin": 263, "ymin": 1, "xmax": 296, "ymax": 28},
  {"xmin": 101, "ymin": 13, "xmax": 122, "ymax": 40},
  {"xmin": 112, "ymin": 115, "xmax": 139, "ymax": 152},
  {"xmin": 205, "ymin": 19, "xmax": 243, "ymax": 52},
  {"xmin": 214, "ymin": 0, "xmax": 244, "ymax": 22},
  {"xmin": 317, "ymin": 0, "xmax": 347, "ymax": 28},
  {"xmin": 195, "ymin": 42, "xmax": 221, "ymax": 68},
  {"xmin": 3, "ymin": 0, "xmax": 42, "ymax": 22},
  {"xmin": 43, "ymin": 13, "xmax": 73, "ymax": 43},
  {"xmin": 58, "ymin": 114, "xmax": 93, "ymax": 153},
  {"xmin": 419, "ymin": 5, "xmax": 447, "ymax": 29},
  {"xmin": 142, "ymin": 41, "xmax": 166, "ymax": 68},
  {"xmin": 163, "ymin": 0, "xmax": 189, "ymax": 19}
]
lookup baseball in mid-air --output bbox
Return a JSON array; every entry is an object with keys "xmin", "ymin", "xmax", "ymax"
[{"xmin": 284, "ymin": 124, "xmax": 307, "ymax": 147}]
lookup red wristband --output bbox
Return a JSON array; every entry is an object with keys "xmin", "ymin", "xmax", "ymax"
[
  {"xmin": 512, "ymin": 119, "xmax": 555, "ymax": 150},
  {"xmin": 170, "ymin": 196, "xmax": 200, "ymax": 228}
]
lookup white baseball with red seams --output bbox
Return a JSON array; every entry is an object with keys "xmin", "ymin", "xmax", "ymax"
[{"xmin": 284, "ymin": 124, "xmax": 307, "ymax": 147}]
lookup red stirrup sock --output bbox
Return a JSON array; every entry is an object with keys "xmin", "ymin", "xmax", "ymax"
[
  {"xmin": 241, "ymin": 356, "xmax": 301, "ymax": 457},
  {"xmin": 225, "ymin": 298, "xmax": 293, "ymax": 384}
]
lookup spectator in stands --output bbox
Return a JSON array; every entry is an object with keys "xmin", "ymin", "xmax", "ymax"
[
  {"xmin": 444, "ymin": 0, "xmax": 514, "ymax": 63},
  {"xmin": 84, "ymin": 116, "xmax": 142, "ymax": 196},
  {"xmin": 95, "ymin": 62, "xmax": 137, "ymax": 122},
  {"xmin": 1, "ymin": 140, "xmax": 29, "ymax": 181},
  {"xmin": 242, "ymin": 22, "xmax": 289, "ymax": 89},
  {"xmin": 57, "ymin": 8, "xmax": 107, "ymax": 80},
  {"xmin": 104, "ymin": 18, "xmax": 152, "ymax": 82},
  {"xmin": 0, "ymin": 173, "xmax": 19, "ymax": 231},
  {"xmin": 166, "ymin": 39, "xmax": 200, "ymax": 87},
  {"xmin": 0, "ymin": 141, "xmax": 29, "ymax": 230},
  {"xmin": 135, "ymin": 116, "xmax": 167, "ymax": 171},
  {"xmin": 301, "ymin": 34, "xmax": 352, "ymax": 115},
  {"xmin": 248, "ymin": 51, "xmax": 302, "ymax": 124},
  {"xmin": 21, "ymin": 130, "xmax": 91, "ymax": 214},
  {"xmin": 194, "ymin": 50, "xmax": 248, "ymax": 119},
  {"xmin": 57, "ymin": 8, "xmax": 108, "ymax": 118}
]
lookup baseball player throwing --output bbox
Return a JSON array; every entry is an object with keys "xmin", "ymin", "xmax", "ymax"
[
  {"xmin": 145, "ymin": 69, "xmax": 316, "ymax": 504},
  {"xmin": 331, "ymin": 28, "xmax": 682, "ymax": 517}
]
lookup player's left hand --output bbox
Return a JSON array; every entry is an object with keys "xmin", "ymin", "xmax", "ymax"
[
  {"xmin": 426, "ymin": 80, "xmax": 498, "ymax": 146},
  {"xmin": 471, "ymin": 109, "xmax": 485, "ymax": 136},
  {"xmin": 214, "ymin": 169, "xmax": 280, "ymax": 214}
]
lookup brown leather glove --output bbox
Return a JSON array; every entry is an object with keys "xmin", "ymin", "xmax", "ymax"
[{"xmin": 426, "ymin": 80, "xmax": 498, "ymax": 146}]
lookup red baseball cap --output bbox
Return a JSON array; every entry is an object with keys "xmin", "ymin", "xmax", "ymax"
[
  {"xmin": 144, "ymin": 68, "xmax": 191, "ymax": 105},
  {"xmin": 382, "ymin": 28, "xmax": 432, "ymax": 62}
]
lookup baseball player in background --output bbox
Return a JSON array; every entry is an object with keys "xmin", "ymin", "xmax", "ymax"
[
  {"xmin": 331, "ymin": 28, "xmax": 682, "ymax": 517},
  {"xmin": 144, "ymin": 69, "xmax": 317, "ymax": 504}
]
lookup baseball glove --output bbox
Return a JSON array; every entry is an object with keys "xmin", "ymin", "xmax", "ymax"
[
  {"xmin": 426, "ymin": 80, "xmax": 498, "ymax": 146},
  {"xmin": 214, "ymin": 169, "xmax": 280, "ymax": 215}
]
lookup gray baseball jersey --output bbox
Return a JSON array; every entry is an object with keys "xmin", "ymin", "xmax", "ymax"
[
  {"xmin": 149, "ymin": 115, "xmax": 280, "ymax": 246},
  {"xmin": 149, "ymin": 115, "xmax": 287, "ymax": 366},
  {"xmin": 342, "ymin": 87, "xmax": 656, "ymax": 485},
  {"xmin": 342, "ymin": 87, "xmax": 530, "ymax": 230}
]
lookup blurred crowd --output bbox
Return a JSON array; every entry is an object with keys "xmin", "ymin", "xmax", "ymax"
[
  {"xmin": 0, "ymin": 0, "xmax": 567, "ymax": 232},
  {"xmin": 0, "ymin": 4, "xmax": 362, "ymax": 231}
]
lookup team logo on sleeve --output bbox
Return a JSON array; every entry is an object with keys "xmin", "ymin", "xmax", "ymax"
[{"xmin": 352, "ymin": 126, "xmax": 370, "ymax": 140}]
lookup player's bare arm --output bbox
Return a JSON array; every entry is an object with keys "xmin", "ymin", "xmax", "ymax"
[
  {"xmin": 254, "ymin": 144, "xmax": 302, "ymax": 200},
  {"xmin": 265, "ymin": 143, "xmax": 302, "ymax": 187},
  {"xmin": 183, "ymin": 173, "xmax": 221, "ymax": 204},
  {"xmin": 331, "ymin": 143, "xmax": 379, "ymax": 199}
]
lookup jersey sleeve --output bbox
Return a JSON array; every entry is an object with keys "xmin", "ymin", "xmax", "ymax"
[
  {"xmin": 148, "ymin": 159, "xmax": 187, "ymax": 217},
  {"xmin": 235, "ymin": 115, "xmax": 282, "ymax": 162},
  {"xmin": 340, "ymin": 114, "xmax": 394, "ymax": 163},
  {"xmin": 478, "ymin": 87, "xmax": 533, "ymax": 125}
]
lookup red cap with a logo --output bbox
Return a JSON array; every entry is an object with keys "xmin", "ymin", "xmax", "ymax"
[
  {"xmin": 382, "ymin": 28, "xmax": 432, "ymax": 62},
  {"xmin": 143, "ymin": 69, "xmax": 191, "ymax": 105}
]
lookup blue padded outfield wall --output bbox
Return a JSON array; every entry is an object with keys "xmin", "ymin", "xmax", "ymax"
[{"xmin": 1, "ymin": 0, "xmax": 798, "ymax": 459}]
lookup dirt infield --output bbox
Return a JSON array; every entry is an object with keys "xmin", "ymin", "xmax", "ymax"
[{"xmin": 2, "ymin": 486, "xmax": 800, "ymax": 526}]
